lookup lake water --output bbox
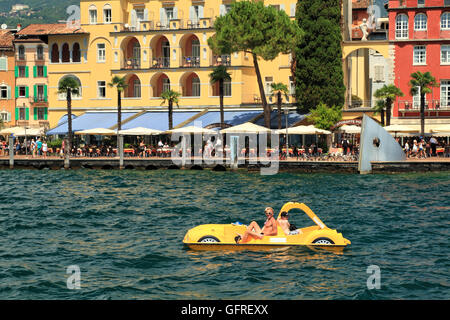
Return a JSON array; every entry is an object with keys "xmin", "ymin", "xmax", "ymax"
[{"xmin": 0, "ymin": 169, "xmax": 448, "ymax": 299}]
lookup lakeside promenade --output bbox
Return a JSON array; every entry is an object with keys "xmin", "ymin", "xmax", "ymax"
[{"xmin": 1, "ymin": 155, "xmax": 449, "ymax": 173}]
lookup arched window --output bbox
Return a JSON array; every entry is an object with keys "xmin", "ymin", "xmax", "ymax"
[
  {"xmin": 192, "ymin": 76, "xmax": 200, "ymax": 97},
  {"xmin": 442, "ymin": 12, "xmax": 450, "ymax": 30},
  {"xmin": 396, "ymin": 14, "xmax": 408, "ymax": 39},
  {"xmin": 414, "ymin": 13, "xmax": 427, "ymax": 30},
  {"xmin": 58, "ymin": 75, "xmax": 82, "ymax": 99},
  {"xmin": 51, "ymin": 44, "xmax": 59, "ymax": 63},
  {"xmin": 36, "ymin": 45, "xmax": 44, "ymax": 60},
  {"xmin": 18, "ymin": 45, "xmax": 25, "ymax": 60},
  {"xmin": 103, "ymin": 4, "xmax": 112, "ymax": 23},
  {"xmin": 89, "ymin": 5, "xmax": 98, "ymax": 24},
  {"xmin": 72, "ymin": 43, "xmax": 81, "ymax": 62},
  {"xmin": 61, "ymin": 43, "xmax": 70, "ymax": 62}
]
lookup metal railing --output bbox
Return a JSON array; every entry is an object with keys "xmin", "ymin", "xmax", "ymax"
[
  {"xmin": 122, "ymin": 58, "xmax": 141, "ymax": 70},
  {"xmin": 151, "ymin": 57, "xmax": 170, "ymax": 68},
  {"xmin": 398, "ymin": 100, "xmax": 450, "ymax": 111},
  {"xmin": 212, "ymin": 55, "xmax": 231, "ymax": 66},
  {"xmin": 181, "ymin": 56, "xmax": 200, "ymax": 67}
]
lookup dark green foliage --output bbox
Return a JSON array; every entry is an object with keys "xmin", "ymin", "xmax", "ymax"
[
  {"xmin": 294, "ymin": 0, "xmax": 346, "ymax": 112},
  {"xmin": 0, "ymin": 0, "xmax": 77, "ymax": 27}
]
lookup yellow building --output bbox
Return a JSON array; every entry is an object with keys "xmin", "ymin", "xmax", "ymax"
[{"xmin": 42, "ymin": 0, "xmax": 298, "ymax": 129}]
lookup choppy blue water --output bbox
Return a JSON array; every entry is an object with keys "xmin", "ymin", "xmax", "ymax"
[{"xmin": 0, "ymin": 169, "xmax": 448, "ymax": 300}]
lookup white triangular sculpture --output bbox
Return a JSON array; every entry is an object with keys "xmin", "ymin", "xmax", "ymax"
[{"xmin": 358, "ymin": 115, "xmax": 406, "ymax": 174}]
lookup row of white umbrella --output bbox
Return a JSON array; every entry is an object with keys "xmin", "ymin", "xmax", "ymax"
[
  {"xmin": 11, "ymin": 122, "xmax": 449, "ymax": 137},
  {"xmin": 0, "ymin": 123, "xmax": 354, "ymax": 137}
]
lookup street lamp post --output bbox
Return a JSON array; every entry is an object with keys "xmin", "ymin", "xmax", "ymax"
[{"xmin": 284, "ymin": 106, "xmax": 289, "ymax": 158}]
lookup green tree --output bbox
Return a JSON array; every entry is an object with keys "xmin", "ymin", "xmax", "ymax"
[
  {"xmin": 108, "ymin": 76, "xmax": 128, "ymax": 131},
  {"xmin": 372, "ymin": 100, "xmax": 386, "ymax": 127},
  {"xmin": 374, "ymin": 84, "xmax": 404, "ymax": 126},
  {"xmin": 208, "ymin": 0, "xmax": 303, "ymax": 128},
  {"xmin": 307, "ymin": 103, "xmax": 343, "ymax": 131},
  {"xmin": 270, "ymin": 83, "xmax": 289, "ymax": 129},
  {"xmin": 57, "ymin": 77, "xmax": 80, "ymax": 152},
  {"xmin": 209, "ymin": 65, "xmax": 231, "ymax": 129},
  {"xmin": 161, "ymin": 90, "xmax": 181, "ymax": 130},
  {"xmin": 295, "ymin": 0, "xmax": 345, "ymax": 111},
  {"xmin": 409, "ymin": 71, "xmax": 437, "ymax": 137}
]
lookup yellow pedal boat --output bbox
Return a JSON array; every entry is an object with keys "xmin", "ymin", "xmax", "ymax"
[{"xmin": 183, "ymin": 202, "xmax": 351, "ymax": 251}]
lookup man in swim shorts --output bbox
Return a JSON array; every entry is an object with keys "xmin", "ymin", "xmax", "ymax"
[
  {"xmin": 235, "ymin": 207, "xmax": 278, "ymax": 243},
  {"xmin": 277, "ymin": 211, "xmax": 300, "ymax": 235}
]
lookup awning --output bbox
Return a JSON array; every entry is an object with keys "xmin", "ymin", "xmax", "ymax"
[
  {"xmin": 75, "ymin": 128, "xmax": 117, "ymax": 135},
  {"xmin": 165, "ymin": 126, "xmax": 217, "ymax": 134},
  {"xmin": 121, "ymin": 111, "xmax": 198, "ymax": 131},
  {"xmin": 220, "ymin": 122, "xmax": 272, "ymax": 134},
  {"xmin": 118, "ymin": 127, "xmax": 162, "ymax": 135},
  {"xmin": 254, "ymin": 110, "xmax": 306, "ymax": 129},
  {"xmin": 184, "ymin": 110, "xmax": 262, "ymax": 128},
  {"xmin": 275, "ymin": 125, "xmax": 331, "ymax": 135},
  {"xmin": 0, "ymin": 126, "xmax": 45, "ymax": 136},
  {"xmin": 339, "ymin": 125, "xmax": 361, "ymax": 134},
  {"xmin": 47, "ymin": 112, "xmax": 137, "ymax": 135}
]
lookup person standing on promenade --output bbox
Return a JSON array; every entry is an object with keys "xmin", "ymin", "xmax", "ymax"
[
  {"xmin": 31, "ymin": 139, "xmax": 37, "ymax": 158},
  {"xmin": 36, "ymin": 138, "xmax": 42, "ymax": 157},
  {"xmin": 42, "ymin": 140, "xmax": 48, "ymax": 159},
  {"xmin": 429, "ymin": 136, "xmax": 438, "ymax": 156},
  {"xmin": 404, "ymin": 140, "xmax": 410, "ymax": 158},
  {"xmin": 60, "ymin": 139, "xmax": 65, "ymax": 158}
]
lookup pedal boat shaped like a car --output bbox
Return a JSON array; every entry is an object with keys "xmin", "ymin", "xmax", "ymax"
[{"xmin": 183, "ymin": 202, "xmax": 351, "ymax": 251}]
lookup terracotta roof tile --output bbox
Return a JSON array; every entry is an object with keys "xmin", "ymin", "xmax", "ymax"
[
  {"xmin": 352, "ymin": 0, "xmax": 371, "ymax": 9},
  {"xmin": 0, "ymin": 30, "xmax": 15, "ymax": 48},
  {"xmin": 16, "ymin": 23, "xmax": 87, "ymax": 36}
]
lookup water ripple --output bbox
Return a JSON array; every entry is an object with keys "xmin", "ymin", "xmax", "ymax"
[{"xmin": 0, "ymin": 170, "xmax": 448, "ymax": 299}]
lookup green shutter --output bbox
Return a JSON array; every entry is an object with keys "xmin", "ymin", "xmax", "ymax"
[
  {"xmin": 33, "ymin": 66, "xmax": 37, "ymax": 78},
  {"xmin": 34, "ymin": 107, "xmax": 38, "ymax": 120},
  {"xmin": 44, "ymin": 85, "xmax": 48, "ymax": 101},
  {"xmin": 25, "ymin": 86, "xmax": 29, "ymax": 98},
  {"xmin": 15, "ymin": 66, "xmax": 19, "ymax": 78},
  {"xmin": 15, "ymin": 86, "xmax": 18, "ymax": 98},
  {"xmin": 15, "ymin": 108, "xmax": 19, "ymax": 120},
  {"xmin": 43, "ymin": 66, "xmax": 47, "ymax": 77},
  {"xmin": 44, "ymin": 107, "xmax": 48, "ymax": 120},
  {"xmin": 25, "ymin": 66, "xmax": 29, "ymax": 77},
  {"xmin": 33, "ymin": 85, "xmax": 37, "ymax": 101},
  {"xmin": 25, "ymin": 107, "xmax": 29, "ymax": 120}
]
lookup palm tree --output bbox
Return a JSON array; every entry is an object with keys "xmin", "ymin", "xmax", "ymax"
[
  {"xmin": 209, "ymin": 65, "xmax": 231, "ymax": 129},
  {"xmin": 374, "ymin": 84, "xmax": 404, "ymax": 127},
  {"xmin": 372, "ymin": 100, "xmax": 386, "ymax": 127},
  {"xmin": 161, "ymin": 90, "xmax": 181, "ymax": 130},
  {"xmin": 270, "ymin": 82, "xmax": 289, "ymax": 129},
  {"xmin": 409, "ymin": 71, "xmax": 437, "ymax": 137},
  {"xmin": 57, "ymin": 77, "xmax": 80, "ymax": 153},
  {"xmin": 108, "ymin": 76, "xmax": 128, "ymax": 132}
]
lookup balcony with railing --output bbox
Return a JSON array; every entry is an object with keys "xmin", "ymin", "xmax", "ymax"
[
  {"xmin": 211, "ymin": 55, "xmax": 231, "ymax": 67},
  {"xmin": 122, "ymin": 58, "xmax": 141, "ymax": 70},
  {"xmin": 31, "ymin": 95, "xmax": 48, "ymax": 104},
  {"xmin": 397, "ymin": 100, "xmax": 450, "ymax": 117},
  {"xmin": 118, "ymin": 16, "xmax": 215, "ymax": 33},
  {"xmin": 151, "ymin": 57, "xmax": 171, "ymax": 69},
  {"xmin": 181, "ymin": 56, "xmax": 200, "ymax": 68}
]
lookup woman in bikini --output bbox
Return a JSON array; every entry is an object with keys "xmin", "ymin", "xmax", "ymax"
[{"xmin": 235, "ymin": 207, "xmax": 278, "ymax": 244}]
